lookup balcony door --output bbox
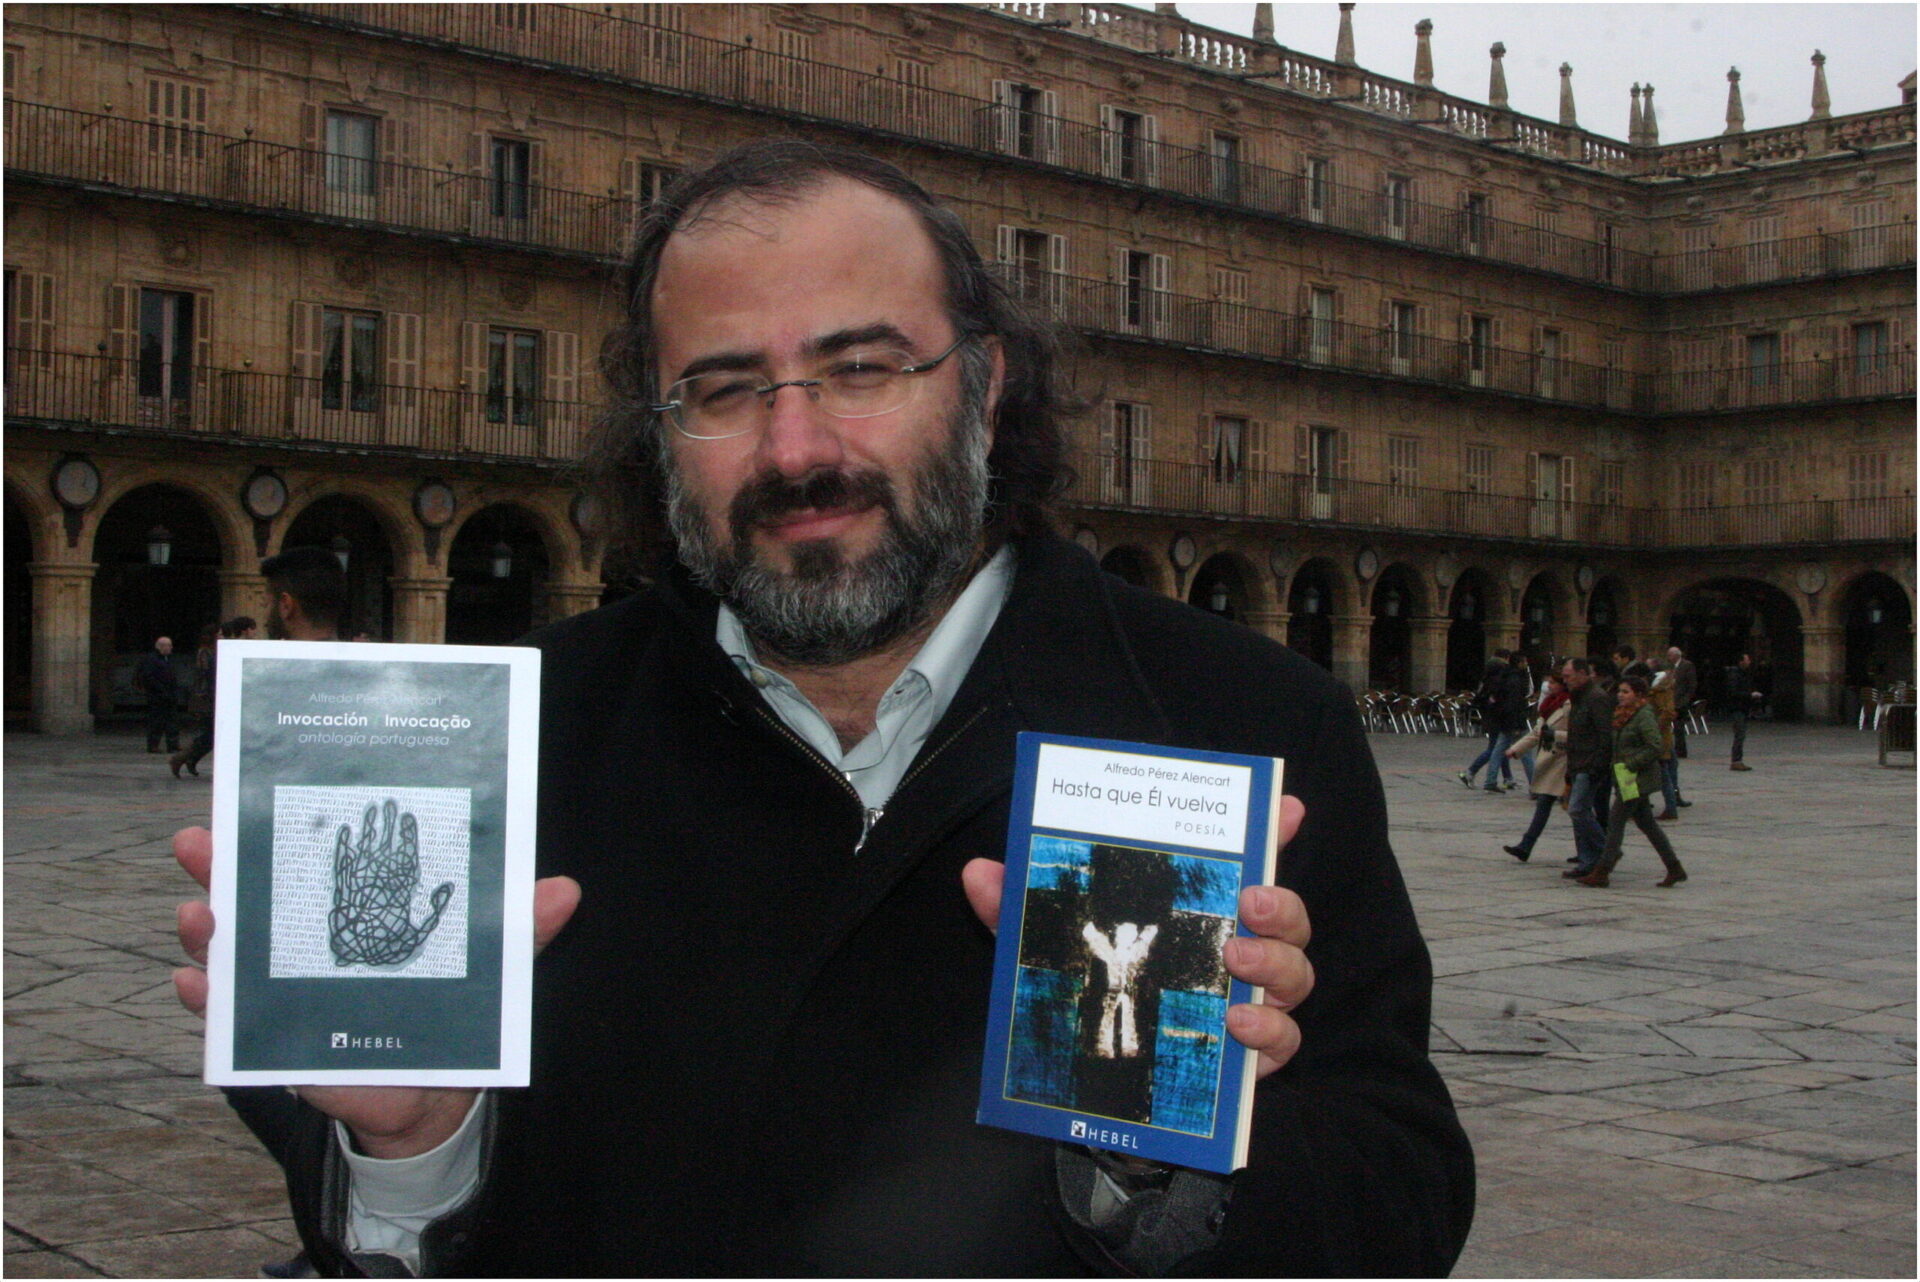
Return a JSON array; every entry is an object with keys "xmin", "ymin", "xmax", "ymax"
[
  {"xmin": 137, "ymin": 288, "xmax": 196, "ymax": 429},
  {"xmin": 324, "ymin": 110, "xmax": 380, "ymax": 219},
  {"xmin": 1529, "ymin": 452, "xmax": 1566, "ymax": 538}
]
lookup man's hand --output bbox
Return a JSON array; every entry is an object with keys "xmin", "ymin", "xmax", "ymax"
[
  {"xmin": 961, "ymin": 795, "xmax": 1314, "ymax": 1080},
  {"xmin": 172, "ymin": 826, "xmax": 581, "ymax": 1159}
]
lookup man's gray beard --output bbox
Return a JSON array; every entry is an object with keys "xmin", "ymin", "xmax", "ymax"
[{"xmin": 663, "ymin": 395, "xmax": 992, "ymax": 667}]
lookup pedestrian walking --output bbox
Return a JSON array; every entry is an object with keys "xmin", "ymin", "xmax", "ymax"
[
  {"xmin": 1648, "ymin": 661, "xmax": 1684, "ymax": 819},
  {"xmin": 1557, "ymin": 658, "xmax": 1613, "ymax": 878},
  {"xmin": 1578, "ymin": 675, "xmax": 1688, "ymax": 888},
  {"xmin": 1501, "ymin": 671, "xmax": 1572, "ymax": 863},
  {"xmin": 1459, "ymin": 653, "xmax": 1515, "ymax": 790},
  {"xmin": 1667, "ymin": 645, "xmax": 1698, "ymax": 762},
  {"xmin": 171, "ymin": 616, "xmax": 255, "ymax": 778},
  {"xmin": 1726, "ymin": 652, "xmax": 1759, "ymax": 770},
  {"xmin": 134, "ymin": 636, "xmax": 181, "ymax": 753},
  {"xmin": 168, "ymin": 624, "xmax": 218, "ymax": 777}
]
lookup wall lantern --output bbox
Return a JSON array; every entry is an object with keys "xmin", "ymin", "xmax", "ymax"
[
  {"xmin": 331, "ymin": 534, "xmax": 352, "ymax": 573},
  {"xmin": 1529, "ymin": 600, "xmax": 1548, "ymax": 624},
  {"xmin": 490, "ymin": 541, "xmax": 514, "ymax": 579},
  {"xmin": 1867, "ymin": 597, "xmax": 1886, "ymax": 625},
  {"xmin": 1209, "ymin": 583, "xmax": 1230, "ymax": 614},
  {"xmin": 1302, "ymin": 585, "xmax": 1323, "ymax": 615},
  {"xmin": 146, "ymin": 525, "xmax": 173, "ymax": 567},
  {"xmin": 1382, "ymin": 586, "xmax": 1402, "ymax": 618},
  {"xmin": 1457, "ymin": 591, "xmax": 1478, "ymax": 621}
]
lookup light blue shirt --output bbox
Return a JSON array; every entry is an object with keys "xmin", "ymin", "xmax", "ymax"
[{"xmin": 342, "ymin": 546, "xmax": 1015, "ymax": 1268}]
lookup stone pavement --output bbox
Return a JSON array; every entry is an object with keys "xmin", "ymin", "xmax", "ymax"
[{"xmin": 5, "ymin": 723, "xmax": 1914, "ymax": 1277}]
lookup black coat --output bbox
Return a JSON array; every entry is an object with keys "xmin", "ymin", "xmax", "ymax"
[
  {"xmin": 1491, "ymin": 666, "xmax": 1533, "ymax": 734},
  {"xmin": 250, "ymin": 533, "xmax": 1473, "ymax": 1276},
  {"xmin": 1565, "ymin": 683, "xmax": 1616, "ymax": 777}
]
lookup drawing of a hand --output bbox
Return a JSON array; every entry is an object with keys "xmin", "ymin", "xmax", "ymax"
[{"xmin": 328, "ymin": 798, "xmax": 454, "ymax": 968}]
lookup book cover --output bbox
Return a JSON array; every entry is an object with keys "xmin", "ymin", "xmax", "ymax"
[
  {"xmin": 977, "ymin": 732, "xmax": 1284, "ymax": 1174},
  {"xmin": 203, "ymin": 640, "xmax": 539, "ymax": 1086}
]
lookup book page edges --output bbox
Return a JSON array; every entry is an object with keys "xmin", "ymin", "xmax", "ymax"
[{"xmin": 1231, "ymin": 756, "xmax": 1285, "ymax": 1171}]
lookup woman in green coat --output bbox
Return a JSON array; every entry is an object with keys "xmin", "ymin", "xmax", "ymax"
[{"xmin": 1578, "ymin": 675, "xmax": 1688, "ymax": 888}]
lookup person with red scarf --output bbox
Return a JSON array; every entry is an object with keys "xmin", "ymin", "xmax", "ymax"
[{"xmin": 1498, "ymin": 671, "xmax": 1572, "ymax": 862}]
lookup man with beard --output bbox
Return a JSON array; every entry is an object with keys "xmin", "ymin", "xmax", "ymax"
[
  {"xmin": 261, "ymin": 545, "xmax": 348, "ymax": 642},
  {"xmin": 172, "ymin": 142, "xmax": 1471, "ymax": 1276}
]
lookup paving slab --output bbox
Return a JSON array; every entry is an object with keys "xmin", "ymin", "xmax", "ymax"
[{"xmin": 7, "ymin": 723, "xmax": 1911, "ymax": 1278}]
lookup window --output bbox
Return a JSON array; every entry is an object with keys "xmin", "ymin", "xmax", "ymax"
[
  {"xmin": 492, "ymin": 4, "xmax": 536, "ymax": 29},
  {"xmin": 770, "ymin": 27, "xmax": 813, "ymax": 98},
  {"xmin": 994, "ymin": 81, "xmax": 1056, "ymax": 161},
  {"xmin": 1101, "ymin": 107, "xmax": 1152, "ymax": 183},
  {"xmin": 1387, "ymin": 435, "xmax": 1419, "ymax": 491},
  {"xmin": 1742, "ymin": 458, "xmax": 1780, "ymax": 506},
  {"xmin": 1387, "ymin": 301, "xmax": 1417, "ymax": 370},
  {"xmin": 1536, "ymin": 328, "xmax": 1561, "ymax": 397},
  {"xmin": 1462, "ymin": 192, "xmax": 1488, "ymax": 254},
  {"xmin": 1603, "ymin": 337, "xmax": 1630, "ymax": 406},
  {"xmin": 1309, "ymin": 426, "xmax": 1340, "ymax": 494},
  {"xmin": 1596, "ymin": 459, "xmax": 1625, "ymax": 507},
  {"xmin": 491, "ymin": 137, "xmax": 531, "ymax": 219},
  {"xmin": 138, "ymin": 289, "xmax": 195, "ymax": 401},
  {"xmin": 1848, "ymin": 450, "xmax": 1889, "ymax": 500},
  {"xmin": 146, "ymin": 77, "xmax": 207, "ymax": 160},
  {"xmin": 1304, "ymin": 157, "xmax": 1331, "ymax": 222},
  {"xmin": 1307, "ymin": 287, "xmax": 1335, "ymax": 360},
  {"xmin": 1383, "ymin": 174, "xmax": 1410, "ymax": 239},
  {"xmin": 1745, "ymin": 215, "xmax": 1782, "ymax": 283},
  {"xmin": 321, "ymin": 308, "xmax": 380, "ymax": 412},
  {"xmin": 1209, "ymin": 133, "xmax": 1241, "ymax": 201},
  {"xmin": 1122, "ymin": 251, "xmax": 1150, "ymax": 329},
  {"xmin": 1747, "ymin": 332, "xmax": 1781, "ymax": 391},
  {"xmin": 487, "ymin": 327, "xmax": 541, "ymax": 426},
  {"xmin": 1107, "ymin": 400, "xmax": 1149, "ymax": 500},
  {"xmin": 325, "ymin": 109, "xmax": 379, "ymax": 195},
  {"xmin": 635, "ymin": 161, "xmax": 680, "ymax": 206},
  {"xmin": 1006, "ymin": 227, "xmax": 1052, "ymax": 302},
  {"xmin": 1599, "ymin": 223, "xmax": 1621, "ymax": 283},
  {"xmin": 1213, "ymin": 267, "xmax": 1249, "ymax": 349},
  {"xmin": 1850, "ymin": 201, "xmax": 1891, "ymax": 269},
  {"xmin": 1211, "ymin": 416, "xmax": 1246, "ymax": 483},
  {"xmin": 1854, "ymin": 321, "xmax": 1889, "ymax": 378},
  {"xmin": 1531, "ymin": 206, "xmax": 1560, "ymax": 267},
  {"xmin": 1463, "ymin": 444, "xmax": 1494, "ymax": 494},
  {"xmin": 1678, "ymin": 461, "xmax": 1716, "ymax": 508},
  {"xmin": 1679, "ymin": 223, "xmax": 1714, "ymax": 290},
  {"xmin": 1467, "ymin": 314, "xmax": 1493, "ymax": 385}
]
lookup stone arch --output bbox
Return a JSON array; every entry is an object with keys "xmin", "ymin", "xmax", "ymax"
[
  {"xmin": 1367, "ymin": 563, "xmax": 1427, "ymax": 691},
  {"xmin": 445, "ymin": 493, "xmax": 574, "ymax": 578},
  {"xmin": 445, "ymin": 501, "xmax": 556, "ymax": 644},
  {"xmin": 86, "ymin": 466, "xmax": 249, "ymax": 571},
  {"xmin": 1444, "ymin": 566, "xmax": 1498, "ymax": 690},
  {"xmin": 4, "ymin": 470, "xmax": 58, "ymax": 563},
  {"xmin": 1585, "ymin": 574, "xmax": 1629, "ymax": 660},
  {"xmin": 279, "ymin": 481, "xmax": 419, "ymax": 571},
  {"xmin": 87, "ymin": 482, "xmax": 229, "ymax": 718},
  {"xmin": 1519, "ymin": 570, "xmax": 1575, "ymax": 668},
  {"xmin": 1188, "ymin": 548, "xmax": 1266, "ymax": 622},
  {"xmin": 1100, "ymin": 544, "xmax": 1165, "ymax": 595},
  {"xmin": 1662, "ymin": 577, "xmax": 1806, "ymax": 720},
  {"xmin": 282, "ymin": 493, "xmax": 406, "ymax": 641},
  {"xmin": 1285, "ymin": 555, "xmax": 1343, "ymax": 672},
  {"xmin": 1834, "ymin": 569, "xmax": 1914, "ymax": 692}
]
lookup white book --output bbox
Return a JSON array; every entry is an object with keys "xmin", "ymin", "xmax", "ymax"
[{"xmin": 203, "ymin": 640, "xmax": 539, "ymax": 1086}]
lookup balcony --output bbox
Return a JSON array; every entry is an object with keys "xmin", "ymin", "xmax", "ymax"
[
  {"xmin": 1038, "ymin": 274, "xmax": 1913, "ymax": 414},
  {"xmin": 1653, "ymin": 225, "xmax": 1919, "ymax": 293},
  {"xmin": 1063, "ymin": 451, "xmax": 1916, "ymax": 550},
  {"xmin": 4, "ymin": 349, "xmax": 587, "ymax": 464},
  {"xmin": 261, "ymin": 5, "xmax": 1915, "ymax": 294},
  {"xmin": 3, "ymin": 100, "xmax": 631, "ymax": 262}
]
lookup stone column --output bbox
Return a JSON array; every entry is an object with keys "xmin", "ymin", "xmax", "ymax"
[
  {"xmin": 1330, "ymin": 613, "xmax": 1371, "ymax": 694},
  {"xmin": 29, "ymin": 562, "xmax": 96, "ymax": 734},
  {"xmin": 1243, "ymin": 607, "xmax": 1290, "ymax": 646},
  {"xmin": 389, "ymin": 576, "xmax": 453, "ymax": 645},
  {"xmin": 1408, "ymin": 616, "xmax": 1451, "ymax": 693},
  {"xmin": 1801, "ymin": 625, "xmax": 1845, "ymax": 723},
  {"xmin": 545, "ymin": 581, "xmax": 604, "ymax": 623},
  {"xmin": 219, "ymin": 571, "xmax": 272, "ymax": 629}
]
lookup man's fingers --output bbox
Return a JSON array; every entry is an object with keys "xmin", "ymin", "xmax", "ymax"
[
  {"xmin": 1225, "ymin": 935, "xmax": 1314, "ymax": 1008},
  {"xmin": 1228, "ymin": 1003, "xmax": 1302, "ymax": 1080},
  {"xmin": 532, "ymin": 876, "xmax": 582, "ymax": 953},
  {"xmin": 173, "ymin": 965, "xmax": 208, "ymax": 1019},
  {"xmin": 960, "ymin": 858, "xmax": 1004, "ymax": 935},
  {"xmin": 174, "ymin": 826, "xmax": 213, "ymax": 891},
  {"xmin": 1237, "ymin": 882, "xmax": 1311, "ymax": 950},
  {"xmin": 179, "ymin": 900, "xmax": 214, "ymax": 965}
]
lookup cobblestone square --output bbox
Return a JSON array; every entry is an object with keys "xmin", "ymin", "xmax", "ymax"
[{"xmin": 6, "ymin": 723, "xmax": 1912, "ymax": 1276}]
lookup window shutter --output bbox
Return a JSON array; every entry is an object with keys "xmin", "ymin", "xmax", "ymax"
[
  {"xmin": 468, "ymin": 132, "xmax": 490, "ymax": 224},
  {"xmin": 545, "ymin": 329, "xmax": 580, "ymax": 452},
  {"xmin": 995, "ymin": 224, "xmax": 1015, "ymax": 265},
  {"xmin": 1149, "ymin": 253, "xmax": 1171, "ymax": 335},
  {"xmin": 288, "ymin": 300, "xmax": 325, "ymax": 389},
  {"xmin": 1047, "ymin": 233, "xmax": 1067, "ymax": 310},
  {"xmin": 1247, "ymin": 418, "xmax": 1268, "ymax": 475},
  {"xmin": 992, "ymin": 80, "xmax": 1013, "ymax": 154},
  {"xmin": 1099, "ymin": 104, "xmax": 1117, "ymax": 177},
  {"xmin": 1111, "ymin": 245, "xmax": 1128, "ymax": 283},
  {"xmin": 460, "ymin": 320, "xmax": 487, "ymax": 437},
  {"xmin": 620, "ymin": 156, "xmax": 640, "ymax": 205},
  {"xmin": 1195, "ymin": 411, "xmax": 1211, "ymax": 463},
  {"xmin": 384, "ymin": 311, "xmax": 422, "ymax": 438},
  {"xmin": 1141, "ymin": 114, "xmax": 1160, "ymax": 186},
  {"xmin": 1294, "ymin": 423, "xmax": 1310, "ymax": 472},
  {"xmin": 19, "ymin": 271, "xmax": 55, "ymax": 363},
  {"xmin": 380, "ymin": 115, "xmax": 413, "ymax": 168},
  {"xmin": 1040, "ymin": 90, "xmax": 1060, "ymax": 162},
  {"xmin": 191, "ymin": 290, "xmax": 213, "ymax": 419},
  {"xmin": 106, "ymin": 283, "xmax": 137, "ymax": 368},
  {"xmin": 1136, "ymin": 403, "xmax": 1152, "ymax": 465},
  {"xmin": 1334, "ymin": 429, "xmax": 1350, "ymax": 482},
  {"xmin": 301, "ymin": 102, "xmax": 322, "ymax": 150},
  {"xmin": 526, "ymin": 139, "xmax": 544, "ymax": 215},
  {"xmin": 1526, "ymin": 451, "xmax": 1540, "ymax": 500},
  {"xmin": 1560, "ymin": 456, "xmax": 1576, "ymax": 507}
]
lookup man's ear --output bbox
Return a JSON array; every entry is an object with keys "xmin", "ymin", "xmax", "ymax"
[{"xmin": 979, "ymin": 335, "xmax": 1006, "ymax": 453}]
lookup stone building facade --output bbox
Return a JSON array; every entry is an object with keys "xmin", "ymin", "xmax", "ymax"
[{"xmin": 5, "ymin": 1, "xmax": 1914, "ymax": 732}]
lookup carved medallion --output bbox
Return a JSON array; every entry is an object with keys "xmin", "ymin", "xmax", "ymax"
[
  {"xmin": 500, "ymin": 275, "xmax": 535, "ymax": 309},
  {"xmin": 335, "ymin": 254, "xmax": 374, "ymax": 288}
]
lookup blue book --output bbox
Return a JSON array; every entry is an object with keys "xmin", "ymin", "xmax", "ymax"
[{"xmin": 977, "ymin": 732, "xmax": 1284, "ymax": 1174}]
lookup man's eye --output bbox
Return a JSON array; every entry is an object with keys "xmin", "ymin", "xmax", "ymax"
[
  {"xmin": 828, "ymin": 354, "xmax": 907, "ymax": 390},
  {"xmin": 692, "ymin": 376, "xmax": 758, "ymax": 409}
]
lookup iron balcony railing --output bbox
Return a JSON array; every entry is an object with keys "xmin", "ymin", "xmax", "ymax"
[
  {"xmin": 9, "ymin": 348, "xmax": 1909, "ymax": 550},
  {"xmin": 3, "ymin": 349, "xmax": 589, "ymax": 463},
  {"xmin": 264, "ymin": 4, "xmax": 1915, "ymax": 294},
  {"xmin": 1034, "ymin": 273, "xmax": 1914, "ymax": 413},
  {"xmin": 1655, "ymin": 224, "xmax": 1919, "ymax": 293},
  {"xmin": 1063, "ymin": 451, "xmax": 1917, "ymax": 550},
  {"xmin": 3, "ymin": 100, "xmax": 632, "ymax": 262}
]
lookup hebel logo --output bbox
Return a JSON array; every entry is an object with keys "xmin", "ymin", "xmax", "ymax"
[
  {"xmin": 330, "ymin": 1032, "xmax": 349, "ymax": 1049},
  {"xmin": 1069, "ymin": 1120, "xmax": 1088, "ymax": 1138},
  {"xmin": 330, "ymin": 1032, "xmax": 405, "ymax": 1050}
]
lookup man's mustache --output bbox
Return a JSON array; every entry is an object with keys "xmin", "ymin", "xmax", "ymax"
[{"xmin": 728, "ymin": 468, "xmax": 897, "ymax": 541}]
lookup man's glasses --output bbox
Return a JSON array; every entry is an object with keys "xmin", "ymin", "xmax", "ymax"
[{"xmin": 652, "ymin": 336, "xmax": 970, "ymax": 440}]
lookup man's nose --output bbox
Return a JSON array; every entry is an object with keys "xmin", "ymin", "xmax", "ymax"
[{"xmin": 756, "ymin": 381, "xmax": 846, "ymax": 477}]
